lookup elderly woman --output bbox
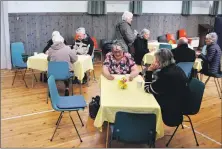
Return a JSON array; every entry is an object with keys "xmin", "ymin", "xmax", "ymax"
[
  {"xmin": 144, "ymin": 48, "xmax": 190, "ymax": 126},
  {"xmin": 43, "ymin": 31, "xmax": 67, "ymax": 54},
  {"xmin": 48, "ymin": 34, "xmax": 78, "ymax": 96},
  {"xmin": 198, "ymin": 32, "xmax": 221, "ymax": 74},
  {"xmin": 134, "ymin": 29, "xmax": 150, "ymax": 65},
  {"xmin": 71, "ymin": 27, "xmax": 94, "ymax": 56},
  {"xmin": 115, "ymin": 11, "xmax": 138, "ymax": 53},
  {"xmin": 102, "ymin": 40, "xmax": 139, "ymax": 81}
]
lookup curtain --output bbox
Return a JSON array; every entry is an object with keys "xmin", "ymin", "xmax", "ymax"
[
  {"xmin": 210, "ymin": 1, "xmax": 219, "ymax": 16},
  {"xmin": 87, "ymin": 1, "xmax": 106, "ymax": 15},
  {"xmin": 129, "ymin": 1, "xmax": 142, "ymax": 15},
  {"xmin": 1, "ymin": 1, "xmax": 11, "ymax": 69},
  {"xmin": 182, "ymin": 1, "xmax": 192, "ymax": 16}
]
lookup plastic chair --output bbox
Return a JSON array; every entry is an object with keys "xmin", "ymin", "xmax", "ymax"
[
  {"xmin": 177, "ymin": 62, "xmax": 194, "ymax": 79},
  {"xmin": 157, "ymin": 35, "xmax": 168, "ymax": 43},
  {"xmin": 11, "ymin": 42, "xmax": 37, "ymax": 87},
  {"xmin": 47, "ymin": 75, "xmax": 87, "ymax": 142},
  {"xmin": 91, "ymin": 37, "xmax": 102, "ymax": 62},
  {"xmin": 166, "ymin": 33, "xmax": 176, "ymax": 44},
  {"xmin": 47, "ymin": 61, "xmax": 74, "ymax": 103},
  {"xmin": 109, "ymin": 112, "xmax": 156, "ymax": 148},
  {"xmin": 166, "ymin": 78, "xmax": 205, "ymax": 147},
  {"xmin": 178, "ymin": 29, "xmax": 192, "ymax": 44},
  {"xmin": 159, "ymin": 44, "xmax": 173, "ymax": 50}
]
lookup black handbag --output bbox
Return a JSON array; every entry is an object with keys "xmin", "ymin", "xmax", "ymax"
[{"xmin": 89, "ymin": 96, "xmax": 100, "ymax": 119}]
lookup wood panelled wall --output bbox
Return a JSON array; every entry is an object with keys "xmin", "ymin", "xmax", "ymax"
[{"xmin": 9, "ymin": 13, "xmax": 215, "ymax": 55}]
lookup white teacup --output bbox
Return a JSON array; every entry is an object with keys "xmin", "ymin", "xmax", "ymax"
[
  {"xmin": 34, "ymin": 52, "xmax": 38, "ymax": 56},
  {"xmin": 137, "ymin": 80, "xmax": 143, "ymax": 88}
]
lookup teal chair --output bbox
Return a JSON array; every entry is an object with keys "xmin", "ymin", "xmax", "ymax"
[
  {"xmin": 109, "ymin": 112, "xmax": 156, "ymax": 148},
  {"xmin": 11, "ymin": 42, "xmax": 37, "ymax": 87},
  {"xmin": 159, "ymin": 44, "xmax": 172, "ymax": 50},
  {"xmin": 166, "ymin": 78, "xmax": 205, "ymax": 147},
  {"xmin": 47, "ymin": 75, "xmax": 87, "ymax": 142}
]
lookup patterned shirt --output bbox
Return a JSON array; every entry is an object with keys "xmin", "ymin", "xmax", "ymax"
[{"xmin": 103, "ymin": 52, "xmax": 135, "ymax": 74}]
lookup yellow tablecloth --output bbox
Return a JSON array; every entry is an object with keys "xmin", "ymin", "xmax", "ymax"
[
  {"xmin": 27, "ymin": 53, "xmax": 94, "ymax": 81},
  {"xmin": 148, "ymin": 42, "xmax": 193, "ymax": 51},
  {"xmin": 94, "ymin": 75, "xmax": 164, "ymax": 140},
  {"xmin": 142, "ymin": 52, "xmax": 202, "ymax": 71}
]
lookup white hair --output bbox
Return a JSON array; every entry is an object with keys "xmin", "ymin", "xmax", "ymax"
[
  {"xmin": 140, "ymin": 28, "xmax": 150, "ymax": 36},
  {"xmin": 52, "ymin": 31, "xmax": 60, "ymax": 38},
  {"xmin": 122, "ymin": 11, "xmax": 133, "ymax": 21},
  {"xmin": 52, "ymin": 34, "xmax": 64, "ymax": 44},
  {"xmin": 178, "ymin": 37, "xmax": 188, "ymax": 45},
  {"xmin": 155, "ymin": 48, "xmax": 175, "ymax": 68},
  {"xmin": 206, "ymin": 32, "xmax": 218, "ymax": 43},
  {"xmin": 76, "ymin": 27, "xmax": 86, "ymax": 35}
]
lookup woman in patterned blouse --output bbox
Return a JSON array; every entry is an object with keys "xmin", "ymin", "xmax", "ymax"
[{"xmin": 102, "ymin": 40, "xmax": 139, "ymax": 81}]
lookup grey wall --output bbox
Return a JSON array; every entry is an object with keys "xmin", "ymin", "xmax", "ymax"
[{"xmin": 9, "ymin": 13, "xmax": 215, "ymax": 55}]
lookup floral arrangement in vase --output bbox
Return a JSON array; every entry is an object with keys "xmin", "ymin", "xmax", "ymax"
[{"xmin": 118, "ymin": 77, "xmax": 128, "ymax": 89}]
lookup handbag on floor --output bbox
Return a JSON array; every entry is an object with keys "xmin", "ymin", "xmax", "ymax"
[{"xmin": 89, "ymin": 96, "xmax": 100, "ymax": 119}]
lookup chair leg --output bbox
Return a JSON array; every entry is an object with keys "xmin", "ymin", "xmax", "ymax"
[
  {"xmin": 181, "ymin": 124, "xmax": 184, "ymax": 129},
  {"xmin": 200, "ymin": 73, "xmax": 203, "ymax": 81},
  {"xmin": 12, "ymin": 69, "xmax": 18, "ymax": 86},
  {"xmin": 166, "ymin": 125, "xmax": 179, "ymax": 147},
  {"xmin": 214, "ymin": 78, "xmax": 221, "ymax": 99},
  {"xmin": 204, "ymin": 76, "xmax": 210, "ymax": 85},
  {"xmin": 186, "ymin": 115, "xmax": 199, "ymax": 146},
  {"xmin": 55, "ymin": 112, "xmax": 63, "ymax": 125},
  {"xmin": 92, "ymin": 70, "xmax": 97, "ymax": 82},
  {"xmin": 72, "ymin": 77, "xmax": 74, "ymax": 95},
  {"xmin": 22, "ymin": 69, "xmax": 28, "ymax": 88},
  {"xmin": 47, "ymin": 85, "xmax": 50, "ymax": 104},
  {"xmin": 76, "ymin": 111, "xmax": 84, "ymax": 126},
  {"xmin": 50, "ymin": 111, "xmax": 64, "ymax": 141},
  {"xmin": 31, "ymin": 69, "xmax": 38, "ymax": 82},
  {"xmin": 69, "ymin": 112, "xmax": 83, "ymax": 142}
]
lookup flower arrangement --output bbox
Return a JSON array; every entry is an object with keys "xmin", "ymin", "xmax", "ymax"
[{"xmin": 118, "ymin": 77, "xmax": 128, "ymax": 89}]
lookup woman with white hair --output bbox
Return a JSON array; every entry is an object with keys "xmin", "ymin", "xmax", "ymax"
[
  {"xmin": 71, "ymin": 27, "xmax": 94, "ymax": 56},
  {"xmin": 115, "ymin": 11, "xmax": 138, "ymax": 53},
  {"xmin": 144, "ymin": 48, "xmax": 190, "ymax": 126},
  {"xmin": 134, "ymin": 28, "xmax": 150, "ymax": 65},
  {"xmin": 198, "ymin": 32, "xmax": 221, "ymax": 74},
  {"xmin": 47, "ymin": 34, "xmax": 78, "ymax": 96},
  {"xmin": 43, "ymin": 31, "xmax": 67, "ymax": 53}
]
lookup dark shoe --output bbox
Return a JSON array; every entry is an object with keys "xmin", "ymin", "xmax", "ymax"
[
  {"xmin": 65, "ymin": 89, "xmax": 69, "ymax": 96},
  {"xmin": 72, "ymin": 77, "xmax": 80, "ymax": 84}
]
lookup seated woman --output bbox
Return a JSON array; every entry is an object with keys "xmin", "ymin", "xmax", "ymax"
[
  {"xmin": 71, "ymin": 27, "xmax": 94, "ymax": 56},
  {"xmin": 198, "ymin": 32, "xmax": 221, "ymax": 75},
  {"xmin": 47, "ymin": 34, "xmax": 78, "ymax": 96},
  {"xmin": 144, "ymin": 48, "xmax": 190, "ymax": 126},
  {"xmin": 134, "ymin": 29, "xmax": 150, "ymax": 65},
  {"xmin": 102, "ymin": 40, "xmax": 139, "ymax": 81},
  {"xmin": 43, "ymin": 31, "xmax": 67, "ymax": 54}
]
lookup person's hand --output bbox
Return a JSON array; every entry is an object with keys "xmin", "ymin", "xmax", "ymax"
[
  {"xmin": 107, "ymin": 75, "xmax": 114, "ymax": 80},
  {"xmin": 128, "ymin": 76, "xmax": 134, "ymax": 81},
  {"xmin": 148, "ymin": 61, "xmax": 160, "ymax": 71}
]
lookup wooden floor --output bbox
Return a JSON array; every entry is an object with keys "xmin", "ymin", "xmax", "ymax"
[{"xmin": 1, "ymin": 64, "xmax": 222, "ymax": 148}]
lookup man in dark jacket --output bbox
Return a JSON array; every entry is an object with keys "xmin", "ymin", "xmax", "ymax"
[
  {"xmin": 144, "ymin": 49, "xmax": 190, "ymax": 126},
  {"xmin": 198, "ymin": 32, "xmax": 221, "ymax": 74},
  {"xmin": 171, "ymin": 37, "xmax": 195, "ymax": 64},
  {"xmin": 115, "ymin": 11, "xmax": 137, "ymax": 54}
]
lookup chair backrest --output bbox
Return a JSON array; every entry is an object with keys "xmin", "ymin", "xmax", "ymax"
[
  {"xmin": 91, "ymin": 37, "xmax": 98, "ymax": 49},
  {"xmin": 157, "ymin": 35, "xmax": 167, "ymax": 43},
  {"xmin": 11, "ymin": 42, "xmax": 26, "ymax": 67},
  {"xmin": 183, "ymin": 78, "xmax": 205, "ymax": 115},
  {"xmin": 48, "ymin": 61, "xmax": 70, "ymax": 80},
  {"xmin": 177, "ymin": 62, "xmax": 194, "ymax": 78},
  {"xmin": 166, "ymin": 33, "xmax": 176, "ymax": 44},
  {"xmin": 113, "ymin": 112, "xmax": 156, "ymax": 144},
  {"xmin": 178, "ymin": 29, "xmax": 187, "ymax": 38},
  {"xmin": 159, "ymin": 44, "xmax": 172, "ymax": 50},
  {"xmin": 47, "ymin": 75, "xmax": 60, "ymax": 110}
]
